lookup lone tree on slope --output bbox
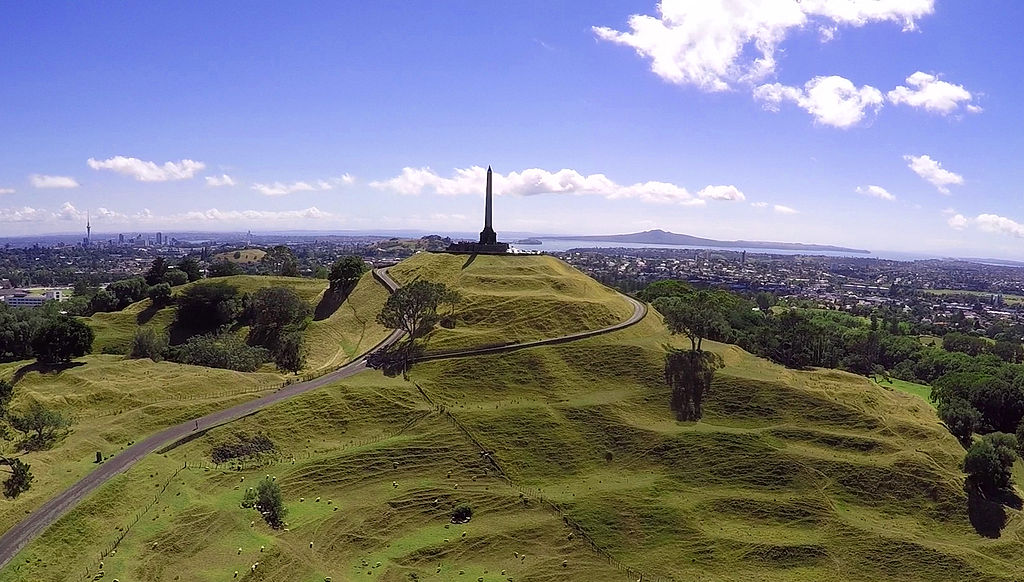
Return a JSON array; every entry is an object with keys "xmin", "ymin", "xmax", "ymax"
[
  {"xmin": 375, "ymin": 280, "xmax": 452, "ymax": 373},
  {"xmin": 655, "ymin": 291, "xmax": 726, "ymax": 421}
]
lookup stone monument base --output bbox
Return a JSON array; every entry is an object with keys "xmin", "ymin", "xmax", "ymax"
[{"xmin": 445, "ymin": 242, "xmax": 510, "ymax": 255}]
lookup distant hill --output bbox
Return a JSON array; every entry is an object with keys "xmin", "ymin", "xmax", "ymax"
[{"xmin": 545, "ymin": 229, "xmax": 870, "ymax": 254}]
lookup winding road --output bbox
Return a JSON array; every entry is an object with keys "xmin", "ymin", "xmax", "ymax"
[{"xmin": 0, "ymin": 267, "xmax": 647, "ymax": 570}]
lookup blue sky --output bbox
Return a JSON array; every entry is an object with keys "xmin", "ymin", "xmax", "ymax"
[{"xmin": 2, "ymin": 1, "xmax": 1023, "ymax": 258}]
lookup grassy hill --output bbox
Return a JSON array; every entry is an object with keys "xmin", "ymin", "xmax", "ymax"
[
  {"xmin": 213, "ymin": 249, "xmax": 267, "ymax": 264},
  {"xmin": 4, "ymin": 253, "xmax": 1023, "ymax": 582},
  {"xmin": 388, "ymin": 252, "xmax": 634, "ymax": 352}
]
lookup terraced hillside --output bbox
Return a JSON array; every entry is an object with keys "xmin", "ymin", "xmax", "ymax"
[
  {"xmin": 3, "ymin": 253, "xmax": 1022, "ymax": 582},
  {"xmin": 0, "ymin": 271, "xmax": 391, "ymax": 535},
  {"xmin": 388, "ymin": 252, "xmax": 634, "ymax": 352}
]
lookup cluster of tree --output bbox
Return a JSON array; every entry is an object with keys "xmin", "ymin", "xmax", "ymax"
[
  {"xmin": 246, "ymin": 287, "xmax": 310, "ymax": 373},
  {"xmin": 166, "ymin": 332, "xmax": 270, "ymax": 372},
  {"xmin": 0, "ymin": 303, "xmax": 93, "ymax": 364},
  {"xmin": 211, "ymin": 431, "xmax": 276, "ymax": 463},
  {"xmin": 65, "ymin": 257, "xmax": 203, "ymax": 317},
  {"xmin": 0, "ymin": 379, "xmax": 74, "ymax": 499},
  {"xmin": 963, "ymin": 432, "xmax": 1021, "ymax": 492}
]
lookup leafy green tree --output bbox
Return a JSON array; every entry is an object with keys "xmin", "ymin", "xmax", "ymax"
[
  {"xmin": 144, "ymin": 257, "xmax": 168, "ymax": 286},
  {"xmin": 10, "ymin": 401, "xmax": 71, "ymax": 447},
  {"xmin": 207, "ymin": 259, "xmax": 242, "ymax": 278},
  {"xmin": 664, "ymin": 347, "xmax": 722, "ymax": 421},
  {"xmin": 654, "ymin": 291, "xmax": 728, "ymax": 352},
  {"xmin": 163, "ymin": 269, "xmax": 189, "ymax": 287},
  {"xmin": 261, "ymin": 245, "xmax": 300, "ymax": 277},
  {"xmin": 754, "ymin": 292, "xmax": 775, "ymax": 316},
  {"xmin": 88, "ymin": 289, "xmax": 118, "ymax": 313},
  {"xmin": 0, "ymin": 457, "xmax": 33, "ymax": 499},
  {"xmin": 254, "ymin": 476, "xmax": 287, "ymax": 528},
  {"xmin": 274, "ymin": 331, "xmax": 305, "ymax": 373},
  {"xmin": 175, "ymin": 282, "xmax": 245, "ymax": 331},
  {"xmin": 148, "ymin": 282, "xmax": 172, "ymax": 307},
  {"xmin": 31, "ymin": 316, "xmax": 93, "ymax": 364},
  {"xmin": 106, "ymin": 277, "xmax": 149, "ymax": 310},
  {"xmin": 167, "ymin": 332, "xmax": 268, "ymax": 372},
  {"xmin": 637, "ymin": 280, "xmax": 693, "ymax": 303},
  {"xmin": 247, "ymin": 287, "xmax": 311, "ymax": 352},
  {"xmin": 328, "ymin": 256, "xmax": 367, "ymax": 291},
  {"xmin": 130, "ymin": 327, "xmax": 168, "ymax": 362},
  {"xmin": 938, "ymin": 398, "xmax": 982, "ymax": 447},
  {"xmin": 178, "ymin": 256, "xmax": 203, "ymax": 282},
  {"xmin": 376, "ymin": 280, "xmax": 448, "ymax": 341},
  {"xmin": 964, "ymin": 433, "xmax": 1018, "ymax": 490}
]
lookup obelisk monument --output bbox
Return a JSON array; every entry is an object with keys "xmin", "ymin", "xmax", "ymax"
[{"xmin": 479, "ymin": 166, "xmax": 497, "ymax": 245}]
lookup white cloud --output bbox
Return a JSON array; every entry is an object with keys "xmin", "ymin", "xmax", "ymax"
[
  {"xmin": 30, "ymin": 174, "xmax": 79, "ymax": 189},
  {"xmin": 773, "ymin": 204, "xmax": 798, "ymax": 215},
  {"xmin": 0, "ymin": 206, "xmax": 50, "ymax": 222},
  {"xmin": 0, "ymin": 188, "xmax": 14, "ymax": 195},
  {"xmin": 887, "ymin": 72, "xmax": 979, "ymax": 115},
  {"xmin": 697, "ymin": 184, "xmax": 746, "ymax": 201},
  {"xmin": 904, "ymin": 154, "xmax": 963, "ymax": 194},
  {"xmin": 593, "ymin": 0, "xmax": 934, "ymax": 91},
  {"xmin": 172, "ymin": 207, "xmax": 332, "ymax": 222},
  {"xmin": 947, "ymin": 213, "xmax": 968, "ymax": 230},
  {"xmin": 252, "ymin": 177, "xmax": 349, "ymax": 196},
  {"xmin": 754, "ymin": 76, "xmax": 884, "ymax": 128},
  {"xmin": 370, "ymin": 166, "xmax": 743, "ymax": 206},
  {"xmin": 205, "ymin": 174, "xmax": 237, "ymax": 187},
  {"xmin": 750, "ymin": 201, "xmax": 769, "ymax": 208},
  {"xmin": 87, "ymin": 156, "xmax": 205, "ymax": 181},
  {"xmin": 855, "ymin": 185, "xmax": 896, "ymax": 201},
  {"xmin": 340, "ymin": 173, "xmax": 355, "ymax": 184},
  {"xmin": 975, "ymin": 214, "xmax": 1024, "ymax": 238},
  {"xmin": 56, "ymin": 202, "xmax": 87, "ymax": 221}
]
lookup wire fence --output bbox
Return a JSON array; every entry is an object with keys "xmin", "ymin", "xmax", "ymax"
[{"xmin": 415, "ymin": 383, "xmax": 671, "ymax": 582}]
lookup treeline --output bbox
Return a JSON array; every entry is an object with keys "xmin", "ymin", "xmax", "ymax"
[{"xmin": 0, "ymin": 303, "xmax": 93, "ymax": 364}]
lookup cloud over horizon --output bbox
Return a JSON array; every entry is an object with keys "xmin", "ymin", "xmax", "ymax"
[
  {"xmin": 904, "ymin": 154, "xmax": 963, "ymax": 194},
  {"xmin": 30, "ymin": 174, "xmax": 79, "ymax": 189},
  {"xmin": 371, "ymin": 166, "xmax": 745, "ymax": 206},
  {"xmin": 856, "ymin": 185, "xmax": 896, "ymax": 201},
  {"xmin": 87, "ymin": 156, "xmax": 206, "ymax": 181}
]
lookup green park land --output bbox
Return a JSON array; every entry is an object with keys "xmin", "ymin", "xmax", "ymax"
[{"xmin": 1, "ymin": 254, "xmax": 1022, "ymax": 582}]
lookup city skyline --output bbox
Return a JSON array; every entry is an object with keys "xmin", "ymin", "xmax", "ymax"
[{"xmin": 2, "ymin": 2, "xmax": 1023, "ymax": 259}]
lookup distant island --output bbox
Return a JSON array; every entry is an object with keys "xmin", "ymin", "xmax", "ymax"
[
  {"xmin": 544, "ymin": 229, "xmax": 870, "ymax": 254},
  {"xmin": 514, "ymin": 238, "xmax": 543, "ymax": 245}
]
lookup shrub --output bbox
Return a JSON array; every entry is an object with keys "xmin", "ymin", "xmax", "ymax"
[
  {"xmin": 168, "ymin": 332, "xmax": 268, "ymax": 372},
  {"xmin": 147, "ymin": 283, "xmax": 172, "ymax": 307},
  {"xmin": 10, "ymin": 401, "xmax": 71, "ymax": 449},
  {"xmin": 129, "ymin": 327, "xmax": 168, "ymax": 362},
  {"xmin": 164, "ymin": 269, "xmax": 189, "ymax": 287},
  {"xmin": 175, "ymin": 282, "xmax": 245, "ymax": 331},
  {"xmin": 452, "ymin": 504, "xmax": 473, "ymax": 523},
  {"xmin": 938, "ymin": 398, "xmax": 981, "ymax": 447},
  {"xmin": 212, "ymin": 432, "xmax": 276, "ymax": 463},
  {"xmin": 208, "ymin": 259, "xmax": 242, "ymax": 278}
]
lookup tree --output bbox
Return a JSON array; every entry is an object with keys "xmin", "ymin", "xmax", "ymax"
[
  {"xmin": 106, "ymin": 277, "xmax": 149, "ymax": 310},
  {"xmin": 664, "ymin": 347, "xmax": 722, "ymax": 421},
  {"xmin": 178, "ymin": 256, "xmax": 202, "ymax": 282},
  {"xmin": 328, "ymin": 256, "xmax": 367, "ymax": 291},
  {"xmin": 376, "ymin": 280, "xmax": 448, "ymax": 341},
  {"xmin": 0, "ymin": 379, "xmax": 13, "ymax": 419},
  {"xmin": 10, "ymin": 401, "xmax": 71, "ymax": 447},
  {"xmin": 175, "ymin": 282, "xmax": 245, "ymax": 331},
  {"xmin": 938, "ymin": 398, "xmax": 982, "ymax": 447},
  {"xmin": 654, "ymin": 291, "xmax": 728, "ymax": 351},
  {"xmin": 254, "ymin": 476, "xmax": 287, "ymax": 528},
  {"xmin": 164, "ymin": 269, "xmax": 189, "ymax": 287},
  {"xmin": 1016, "ymin": 421, "xmax": 1024, "ymax": 460},
  {"xmin": 207, "ymin": 259, "xmax": 242, "ymax": 278},
  {"xmin": 148, "ymin": 282, "xmax": 172, "ymax": 307},
  {"xmin": 261, "ymin": 245, "xmax": 299, "ymax": 277},
  {"xmin": 31, "ymin": 316, "xmax": 94, "ymax": 364},
  {"xmin": 274, "ymin": 331, "xmax": 305, "ymax": 373},
  {"xmin": 964, "ymin": 433, "xmax": 1018, "ymax": 490},
  {"xmin": 144, "ymin": 257, "xmax": 168, "ymax": 286},
  {"xmin": 247, "ymin": 287, "xmax": 311, "ymax": 351},
  {"xmin": 130, "ymin": 327, "xmax": 168, "ymax": 361},
  {"xmin": 754, "ymin": 291, "xmax": 776, "ymax": 316},
  {"xmin": 0, "ymin": 457, "xmax": 32, "ymax": 499}
]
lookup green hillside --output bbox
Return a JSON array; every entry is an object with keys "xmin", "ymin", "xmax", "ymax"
[
  {"xmin": 388, "ymin": 252, "xmax": 634, "ymax": 352},
  {"xmin": 3, "ymin": 253, "xmax": 1023, "ymax": 582}
]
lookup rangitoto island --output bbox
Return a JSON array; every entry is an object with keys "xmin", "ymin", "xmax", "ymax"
[{"xmin": 545, "ymin": 229, "xmax": 871, "ymax": 254}]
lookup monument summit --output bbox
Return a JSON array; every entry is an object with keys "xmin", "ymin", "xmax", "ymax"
[{"xmin": 446, "ymin": 166, "xmax": 510, "ymax": 254}]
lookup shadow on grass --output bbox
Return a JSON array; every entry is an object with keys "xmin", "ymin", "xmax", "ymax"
[
  {"xmin": 313, "ymin": 281, "xmax": 356, "ymax": 321},
  {"xmin": 11, "ymin": 360, "xmax": 86, "ymax": 384},
  {"xmin": 966, "ymin": 480, "xmax": 1023, "ymax": 538},
  {"xmin": 461, "ymin": 253, "xmax": 478, "ymax": 270},
  {"xmin": 135, "ymin": 301, "xmax": 162, "ymax": 325}
]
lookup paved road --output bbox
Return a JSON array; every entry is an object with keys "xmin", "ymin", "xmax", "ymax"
[{"xmin": 0, "ymin": 268, "xmax": 647, "ymax": 570}]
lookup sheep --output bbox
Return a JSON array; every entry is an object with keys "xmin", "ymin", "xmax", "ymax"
[
  {"xmin": 562, "ymin": 560, "xmax": 568, "ymax": 568},
  {"xmin": 300, "ymin": 497, "xmax": 305, "ymax": 502},
  {"xmin": 250, "ymin": 520, "xmax": 255, "ymax": 527},
  {"xmin": 310, "ymin": 541, "xmax": 314, "ymax": 549},
  {"xmin": 238, "ymin": 548, "xmax": 242, "ymax": 555},
  {"xmin": 260, "ymin": 545, "xmax": 265, "ymax": 552},
  {"xmin": 315, "ymin": 497, "xmax": 320, "ymax": 502},
  {"xmin": 392, "ymin": 481, "xmax": 398, "ymax": 488},
  {"xmin": 233, "ymin": 572, "xmax": 238, "ymax": 578}
]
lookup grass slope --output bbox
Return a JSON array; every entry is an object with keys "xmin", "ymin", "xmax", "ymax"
[
  {"xmin": 213, "ymin": 249, "xmax": 267, "ymax": 264},
  {"xmin": 388, "ymin": 253, "xmax": 633, "ymax": 352},
  {"xmin": 5, "ymin": 254, "xmax": 1023, "ymax": 582}
]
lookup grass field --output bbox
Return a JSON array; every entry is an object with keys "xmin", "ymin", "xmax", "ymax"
[
  {"xmin": 874, "ymin": 377, "xmax": 934, "ymax": 405},
  {"xmin": 388, "ymin": 253, "xmax": 634, "ymax": 353},
  {"xmin": 926, "ymin": 289, "xmax": 1024, "ymax": 305},
  {"xmin": 4, "ymin": 254, "xmax": 1023, "ymax": 582},
  {"xmin": 213, "ymin": 249, "xmax": 267, "ymax": 264}
]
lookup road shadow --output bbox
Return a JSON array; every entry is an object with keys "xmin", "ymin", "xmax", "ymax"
[
  {"xmin": 313, "ymin": 281, "xmax": 356, "ymax": 321},
  {"xmin": 966, "ymin": 480, "xmax": 1022, "ymax": 538},
  {"xmin": 11, "ymin": 361, "xmax": 85, "ymax": 384}
]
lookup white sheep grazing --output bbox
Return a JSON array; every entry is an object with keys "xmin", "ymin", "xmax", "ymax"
[
  {"xmin": 315, "ymin": 497, "xmax": 320, "ymax": 502},
  {"xmin": 309, "ymin": 541, "xmax": 314, "ymax": 549},
  {"xmin": 233, "ymin": 572, "xmax": 238, "ymax": 578},
  {"xmin": 260, "ymin": 545, "xmax": 265, "ymax": 552},
  {"xmin": 392, "ymin": 481, "xmax": 397, "ymax": 488},
  {"xmin": 238, "ymin": 547, "xmax": 242, "ymax": 554},
  {"xmin": 300, "ymin": 497, "xmax": 305, "ymax": 502},
  {"xmin": 250, "ymin": 520, "xmax": 255, "ymax": 527}
]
